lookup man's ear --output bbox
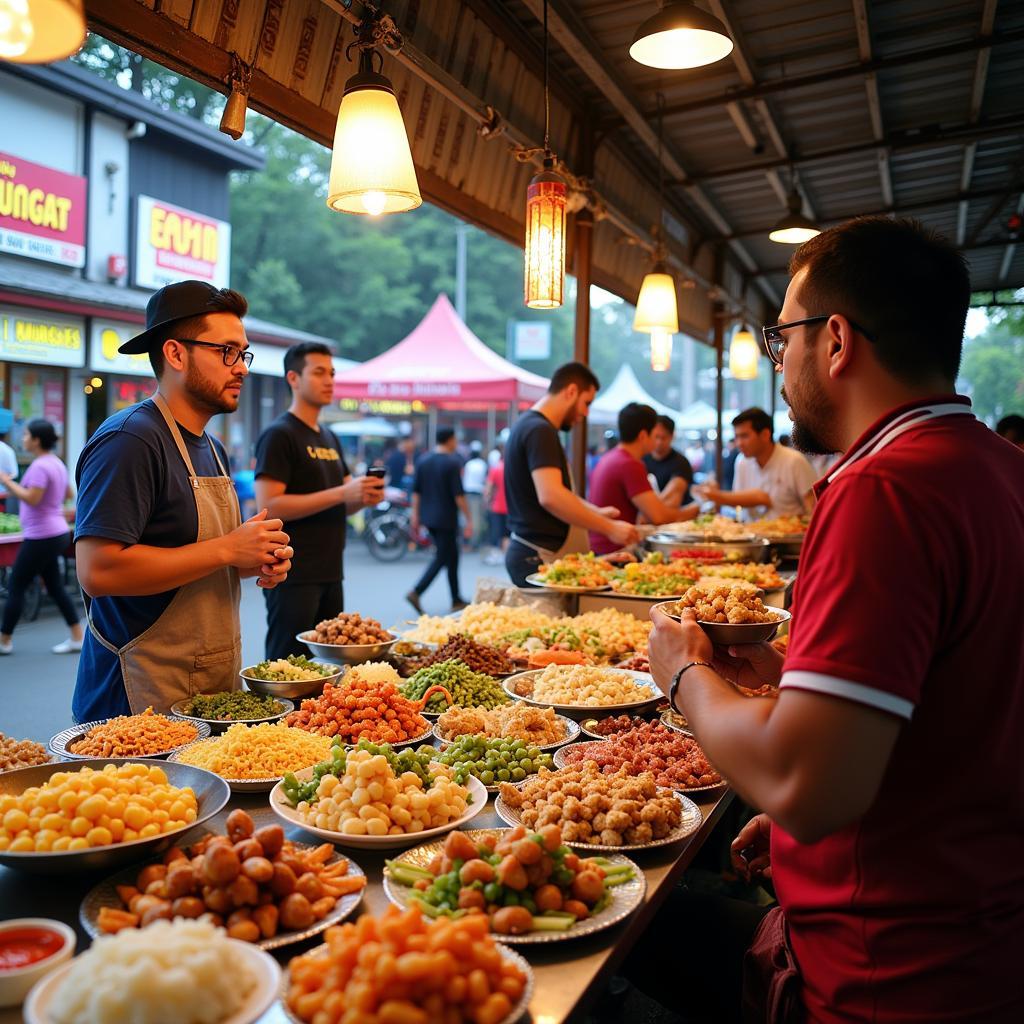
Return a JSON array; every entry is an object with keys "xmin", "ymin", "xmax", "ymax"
[
  {"xmin": 826, "ymin": 314, "xmax": 857, "ymax": 379},
  {"xmin": 163, "ymin": 339, "xmax": 187, "ymax": 372}
]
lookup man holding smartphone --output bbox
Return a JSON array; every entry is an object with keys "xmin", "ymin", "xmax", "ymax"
[{"xmin": 255, "ymin": 342, "xmax": 383, "ymax": 658}]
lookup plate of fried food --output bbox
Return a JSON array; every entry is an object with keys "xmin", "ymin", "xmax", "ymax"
[
  {"xmin": 504, "ymin": 665, "xmax": 662, "ymax": 718},
  {"xmin": 655, "ymin": 585, "xmax": 790, "ymax": 644},
  {"xmin": 495, "ymin": 762, "xmax": 702, "ymax": 851},
  {"xmin": 433, "ymin": 701, "xmax": 581, "ymax": 750},
  {"xmin": 50, "ymin": 707, "xmax": 209, "ymax": 760},
  {"xmin": 526, "ymin": 552, "xmax": 614, "ymax": 592},
  {"xmin": 383, "ymin": 826, "xmax": 645, "ymax": 944},
  {"xmin": 579, "ymin": 713, "xmax": 663, "ymax": 741},
  {"xmin": 297, "ymin": 612, "xmax": 398, "ymax": 665},
  {"xmin": 553, "ymin": 721, "xmax": 725, "ymax": 793},
  {"xmin": 80, "ymin": 808, "xmax": 366, "ymax": 950}
]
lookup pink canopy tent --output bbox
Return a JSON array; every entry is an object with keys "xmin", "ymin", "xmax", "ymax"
[{"xmin": 333, "ymin": 293, "xmax": 549, "ymax": 404}]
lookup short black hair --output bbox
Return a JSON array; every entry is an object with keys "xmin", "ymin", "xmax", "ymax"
[
  {"xmin": 618, "ymin": 402, "xmax": 658, "ymax": 443},
  {"xmin": 436, "ymin": 427, "xmax": 456, "ymax": 445},
  {"xmin": 996, "ymin": 413, "xmax": 1024, "ymax": 444},
  {"xmin": 654, "ymin": 414, "xmax": 675, "ymax": 434},
  {"xmin": 148, "ymin": 288, "xmax": 249, "ymax": 378},
  {"xmin": 284, "ymin": 341, "xmax": 333, "ymax": 377},
  {"xmin": 789, "ymin": 217, "xmax": 969, "ymax": 385},
  {"xmin": 25, "ymin": 418, "xmax": 58, "ymax": 451},
  {"xmin": 732, "ymin": 407, "xmax": 773, "ymax": 436},
  {"xmin": 548, "ymin": 361, "xmax": 600, "ymax": 395}
]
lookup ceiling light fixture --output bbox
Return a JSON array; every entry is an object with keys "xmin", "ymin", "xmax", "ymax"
[
  {"xmin": 524, "ymin": 0, "xmax": 568, "ymax": 309},
  {"xmin": 0, "ymin": 0, "xmax": 84, "ymax": 63},
  {"xmin": 629, "ymin": 2, "xmax": 733, "ymax": 70},
  {"xmin": 769, "ymin": 184, "xmax": 820, "ymax": 244},
  {"xmin": 327, "ymin": 18, "xmax": 421, "ymax": 216},
  {"xmin": 729, "ymin": 327, "xmax": 760, "ymax": 380}
]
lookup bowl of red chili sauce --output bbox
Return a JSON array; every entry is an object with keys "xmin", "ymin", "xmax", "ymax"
[{"xmin": 0, "ymin": 919, "xmax": 75, "ymax": 1007}]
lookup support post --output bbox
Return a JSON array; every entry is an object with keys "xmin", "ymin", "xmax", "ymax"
[
  {"xmin": 571, "ymin": 209, "xmax": 594, "ymax": 496},
  {"xmin": 712, "ymin": 246, "xmax": 725, "ymax": 481}
]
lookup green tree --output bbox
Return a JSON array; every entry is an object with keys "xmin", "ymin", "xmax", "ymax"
[{"xmin": 960, "ymin": 299, "xmax": 1024, "ymax": 422}]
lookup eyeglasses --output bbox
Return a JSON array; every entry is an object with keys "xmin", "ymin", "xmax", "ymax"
[
  {"xmin": 761, "ymin": 315, "xmax": 875, "ymax": 367},
  {"xmin": 176, "ymin": 339, "xmax": 254, "ymax": 368}
]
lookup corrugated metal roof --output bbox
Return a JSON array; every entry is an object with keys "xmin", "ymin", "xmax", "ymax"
[{"xmin": 84, "ymin": 0, "xmax": 1024, "ymax": 340}]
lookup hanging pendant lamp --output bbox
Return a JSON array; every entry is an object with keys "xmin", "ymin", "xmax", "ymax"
[
  {"xmin": 769, "ymin": 187, "xmax": 820, "ymax": 244},
  {"xmin": 0, "ymin": 0, "xmax": 84, "ymax": 62},
  {"xmin": 327, "ymin": 26, "xmax": 421, "ymax": 217},
  {"xmin": 650, "ymin": 328, "xmax": 674, "ymax": 373},
  {"xmin": 629, "ymin": 2, "xmax": 733, "ymax": 70},
  {"xmin": 729, "ymin": 328, "xmax": 760, "ymax": 380},
  {"xmin": 524, "ymin": 0, "xmax": 568, "ymax": 309}
]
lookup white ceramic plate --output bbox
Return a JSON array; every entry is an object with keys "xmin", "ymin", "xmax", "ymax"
[
  {"xmin": 269, "ymin": 769, "xmax": 489, "ymax": 849},
  {"xmin": 24, "ymin": 939, "xmax": 281, "ymax": 1024},
  {"xmin": 503, "ymin": 668, "xmax": 662, "ymax": 716},
  {"xmin": 525, "ymin": 573, "xmax": 612, "ymax": 593},
  {"xmin": 383, "ymin": 828, "xmax": 646, "ymax": 944}
]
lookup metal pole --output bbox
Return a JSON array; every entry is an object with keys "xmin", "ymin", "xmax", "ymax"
[
  {"xmin": 486, "ymin": 405, "xmax": 496, "ymax": 451},
  {"xmin": 455, "ymin": 222, "xmax": 468, "ymax": 321},
  {"xmin": 427, "ymin": 406, "xmax": 438, "ymax": 448},
  {"xmin": 571, "ymin": 209, "xmax": 594, "ymax": 496},
  {"xmin": 713, "ymin": 247, "xmax": 725, "ymax": 481}
]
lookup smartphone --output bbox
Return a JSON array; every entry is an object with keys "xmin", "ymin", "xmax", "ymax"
[{"xmin": 367, "ymin": 467, "xmax": 386, "ymax": 479}]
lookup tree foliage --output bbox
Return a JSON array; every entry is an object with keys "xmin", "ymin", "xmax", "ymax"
[{"xmin": 960, "ymin": 298, "xmax": 1024, "ymax": 423}]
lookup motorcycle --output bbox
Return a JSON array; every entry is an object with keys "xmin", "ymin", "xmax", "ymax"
[{"xmin": 363, "ymin": 487, "xmax": 431, "ymax": 562}]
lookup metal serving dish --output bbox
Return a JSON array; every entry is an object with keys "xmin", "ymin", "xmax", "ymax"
[
  {"xmin": 0, "ymin": 759, "xmax": 230, "ymax": 874},
  {"xmin": 50, "ymin": 717, "xmax": 210, "ymax": 760},
  {"xmin": 170, "ymin": 695, "xmax": 294, "ymax": 732},
  {"xmin": 241, "ymin": 663, "xmax": 342, "ymax": 700},
  {"xmin": 296, "ymin": 631, "xmax": 398, "ymax": 666},
  {"xmin": 653, "ymin": 600, "xmax": 791, "ymax": 645},
  {"xmin": 646, "ymin": 534, "xmax": 772, "ymax": 563},
  {"xmin": 765, "ymin": 534, "xmax": 805, "ymax": 559}
]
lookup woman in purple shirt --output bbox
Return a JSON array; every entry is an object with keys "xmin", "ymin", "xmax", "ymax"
[{"xmin": 0, "ymin": 419, "xmax": 83, "ymax": 655}]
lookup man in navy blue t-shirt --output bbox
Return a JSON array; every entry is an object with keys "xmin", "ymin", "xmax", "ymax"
[{"xmin": 73, "ymin": 281, "xmax": 294, "ymax": 721}]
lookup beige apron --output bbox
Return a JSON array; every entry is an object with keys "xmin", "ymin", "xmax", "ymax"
[
  {"xmin": 511, "ymin": 463, "xmax": 590, "ymax": 561},
  {"xmin": 86, "ymin": 393, "xmax": 242, "ymax": 713}
]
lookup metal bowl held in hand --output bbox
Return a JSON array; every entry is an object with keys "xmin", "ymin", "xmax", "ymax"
[
  {"xmin": 654, "ymin": 601, "xmax": 791, "ymax": 645},
  {"xmin": 645, "ymin": 534, "xmax": 771, "ymax": 563},
  {"xmin": 0, "ymin": 759, "xmax": 230, "ymax": 875},
  {"xmin": 241, "ymin": 664, "xmax": 343, "ymax": 700},
  {"xmin": 297, "ymin": 631, "xmax": 398, "ymax": 666}
]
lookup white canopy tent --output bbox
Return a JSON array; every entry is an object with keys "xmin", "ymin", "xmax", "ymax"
[{"xmin": 588, "ymin": 363, "xmax": 682, "ymax": 426}]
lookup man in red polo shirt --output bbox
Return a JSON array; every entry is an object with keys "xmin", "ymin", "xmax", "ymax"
[{"xmin": 642, "ymin": 218, "xmax": 1024, "ymax": 1022}]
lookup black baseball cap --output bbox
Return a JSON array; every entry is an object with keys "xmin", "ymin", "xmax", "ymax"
[{"xmin": 118, "ymin": 280, "xmax": 234, "ymax": 355}]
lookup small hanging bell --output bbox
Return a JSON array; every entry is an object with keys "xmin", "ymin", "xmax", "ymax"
[{"xmin": 219, "ymin": 53, "xmax": 252, "ymax": 140}]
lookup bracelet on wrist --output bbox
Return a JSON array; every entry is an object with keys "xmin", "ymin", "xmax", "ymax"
[{"xmin": 669, "ymin": 660, "xmax": 715, "ymax": 711}]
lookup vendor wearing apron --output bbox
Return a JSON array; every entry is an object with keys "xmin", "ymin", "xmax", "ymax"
[
  {"xmin": 72, "ymin": 281, "xmax": 293, "ymax": 720},
  {"xmin": 504, "ymin": 361, "xmax": 639, "ymax": 587}
]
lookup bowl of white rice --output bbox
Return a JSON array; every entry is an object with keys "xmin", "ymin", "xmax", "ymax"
[{"xmin": 24, "ymin": 918, "xmax": 280, "ymax": 1024}]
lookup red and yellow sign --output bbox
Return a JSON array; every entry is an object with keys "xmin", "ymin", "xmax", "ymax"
[
  {"xmin": 0, "ymin": 152, "xmax": 86, "ymax": 268},
  {"xmin": 135, "ymin": 195, "xmax": 231, "ymax": 289}
]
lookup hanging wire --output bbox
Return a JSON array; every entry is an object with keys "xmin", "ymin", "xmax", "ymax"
[{"xmin": 543, "ymin": 0, "xmax": 551, "ymax": 157}]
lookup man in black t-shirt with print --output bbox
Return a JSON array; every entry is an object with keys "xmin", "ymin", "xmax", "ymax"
[
  {"xmin": 504, "ymin": 362, "xmax": 639, "ymax": 586},
  {"xmin": 255, "ymin": 342, "xmax": 384, "ymax": 658}
]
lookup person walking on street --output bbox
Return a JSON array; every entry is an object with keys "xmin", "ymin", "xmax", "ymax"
[
  {"xmin": 483, "ymin": 445, "xmax": 508, "ymax": 565},
  {"xmin": 0, "ymin": 419, "xmax": 83, "ymax": 655},
  {"xmin": 406, "ymin": 429, "xmax": 472, "ymax": 612},
  {"xmin": 72, "ymin": 281, "xmax": 293, "ymax": 720},
  {"xmin": 254, "ymin": 342, "xmax": 384, "ymax": 659},
  {"xmin": 504, "ymin": 362, "xmax": 638, "ymax": 586},
  {"xmin": 462, "ymin": 441, "xmax": 488, "ymax": 551}
]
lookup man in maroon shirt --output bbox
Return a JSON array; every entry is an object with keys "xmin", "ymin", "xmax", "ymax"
[
  {"xmin": 587, "ymin": 402, "xmax": 698, "ymax": 554},
  {"xmin": 640, "ymin": 218, "xmax": 1024, "ymax": 1022}
]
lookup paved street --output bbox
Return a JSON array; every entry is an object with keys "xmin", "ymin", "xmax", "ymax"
[{"xmin": 1, "ymin": 543, "xmax": 505, "ymax": 744}]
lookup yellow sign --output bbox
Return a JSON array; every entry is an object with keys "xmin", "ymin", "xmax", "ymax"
[
  {"xmin": 339, "ymin": 398, "xmax": 426, "ymax": 415},
  {"xmin": 135, "ymin": 195, "xmax": 231, "ymax": 289},
  {"xmin": 0, "ymin": 305, "xmax": 85, "ymax": 367},
  {"xmin": 90, "ymin": 321, "xmax": 154, "ymax": 377}
]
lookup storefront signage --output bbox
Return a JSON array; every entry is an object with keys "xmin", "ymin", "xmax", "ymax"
[
  {"xmin": 0, "ymin": 151, "xmax": 87, "ymax": 268},
  {"xmin": 339, "ymin": 398, "xmax": 427, "ymax": 415},
  {"xmin": 511, "ymin": 321, "xmax": 551, "ymax": 360},
  {"xmin": 135, "ymin": 195, "xmax": 231, "ymax": 289},
  {"xmin": 0, "ymin": 305, "xmax": 85, "ymax": 367},
  {"xmin": 90, "ymin": 320, "xmax": 154, "ymax": 377}
]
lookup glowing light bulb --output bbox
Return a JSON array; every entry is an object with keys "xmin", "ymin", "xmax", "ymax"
[
  {"xmin": 0, "ymin": 0, "xmax": 34, "ymax": 58},
  {"xmin": 360, "ymin": 191, "xmax": 387, "ymax": 216}
]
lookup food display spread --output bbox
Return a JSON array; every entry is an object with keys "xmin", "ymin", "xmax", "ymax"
[
  {"xmin": 174, "ymin": 723, "xmax": 332, "ymax": 780},
  {"xmin": 285, "ymin": 906, "xmax": 529, "ymax": 1024},
  {"xmin": 0, "ymin": 763, "xmax": 197, "ymax": 852},
  {"xmin": 244, "ymin": 656, "xmax": 337, "ymax": 683},
  {"xmin": 0, "ymin": 732, "xmax": 50, "ymax": 772},
  {"xmin": 412, "ymin": 634, "xmax": 516, "ymax": 676},
  {"xmin": 284, "ymin": 742, "xmax": 471, "ymax": 838},
  {"xmin": 436, "ymin": 702, "xmax": 570, "ymax": 747},
  {"xmin": 664, "ymin": 585, "xmax": 783, "ymax": 624},
  {"xmin": 65, "ymin": 708, "xmax": 198, "ymax": 757},
  {"xmin": 525, "ymin": 665, "xmax": 656, "ymax": 708},
  {"xmin": 92, "ymin": 809, "xmax": 365, "ymax": 941},
  {"xmin": 558, "ymin": 723, "xmax": 723, "ymax": 791},
  {"xmin": 401, "ymin": 660, "xmax": 510, "ymax": 712},
  {"xmin": 177, "ymin": 691, "xmax": 288, "ymax": 720},
  {"xmin": 532, "ymin": 553, "xmax": 614, "ymax": 589},
  {"xmin": 435, "ymin": 736, "xmax": 554, "ymax": 788},
  {"xmin": 303, "ymin": 612, "xmax": 393, "ymax": 645},
  {"xmin": 285, "ymin": 667, "xmax": 431, "ymax": 743},
  {"xmin": 498, "ymin": 763, "xmax": 684, "ymax": 846}
]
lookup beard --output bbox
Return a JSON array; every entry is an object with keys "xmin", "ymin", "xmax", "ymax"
[
  {"xmin": 185, "ymin": 359, "xmax": 240, "ymax": 415},
  {"xmin": 780, "ymin": 362, "xmax": 838, "ymax": 456}
]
